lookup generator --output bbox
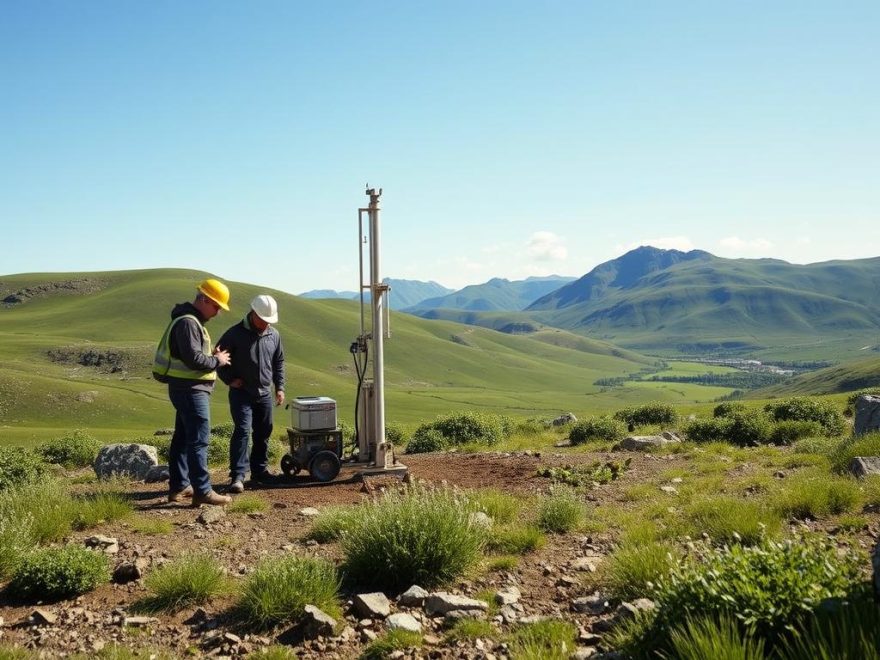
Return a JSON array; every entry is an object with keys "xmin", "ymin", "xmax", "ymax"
[{"xmin": 282, "ymin": 397, "xmax": 342, "ymax": 482}]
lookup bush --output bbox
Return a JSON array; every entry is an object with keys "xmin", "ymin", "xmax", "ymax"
[
  {"xmin": 614, "ymin": 402, "xmax": 678, "ymax": 427},
  {"xmin": 651, "ymin": 536, "xmax": 863, "ymax": 644},
  {"xmin": 537, "ymin": 487, "xmax": 584, "ymax": 534},
  {"xmin": 10, "ymin": 545, "xmax": 110, "ymax": 601},
  {"xmin": 724, "ymin": 410, "xmax": 773, "ymax": 446},
  {"xmin": 38, "ymin": 430, "xmax": 103, "ymax": 468},
  {"xmin": 341, "ymin": 486, "xmax": 485, "ymax": 591},
  {"xmin": 713, "ymin": 402, "xmax": 748, "ymax": 418},
  {"xmin": 0, "ymin": 446, "xmax": 47, "ymax": 491},
  {"xmin": 769, "ymin": 420, "xmax": 824, "ymax": 446},
  {"xmin": 683, "ymin": 417, "xmax": 730, "ymax": 444},
  {"xmin": 237, "ymin": 555, "xmax": 340, "ymax": 630},
  {"xmin": 569, "ymin": 416, "xmax": 627, "ymax": 445},
  {"xmin": 207, "ymin": 434, "xmax": 230, "ymax": 466},
  {"xmin": 780, "ymin": 592, "xmax": 880, "ymax": 660},
  {"xmin": 831, "ymin": 432, "xmax": 880, "ymax": 473},
  {"xmin": 407, "ymin": 412, "xmax": 507, "ymax": 452},
  {"xmin": 385, "ymin": 421, "xmax": 408, "ymax": 445},
  {"xmin": 764, "ymin": 397, "xmax": 845, "ymax": 436},
  {"xmin": 139, "ymin": 553, "xmax": 227, "ymax": 612},
  {"xmin": 405, "ymin": 428, "xmax": 447, "ymax": 454},
  {"xmin": 210, "ymin": 422, "xmax": 235, "ymax": 438}
]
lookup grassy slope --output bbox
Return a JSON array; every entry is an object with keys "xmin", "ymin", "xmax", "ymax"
[
  {"xmin": 754, "ymin": 355, "xmax": 880, "ymax": 398},
  {"xmin": 0, "ymin": 269, "xmax": 733, "ymax": 445}
]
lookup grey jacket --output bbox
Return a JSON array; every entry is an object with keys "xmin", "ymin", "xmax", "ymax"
[{"xmin": 217, "ymin": 314, "xmax": 285, "ymax": 398}]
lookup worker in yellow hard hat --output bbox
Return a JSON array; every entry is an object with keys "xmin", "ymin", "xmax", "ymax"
[{"xmin": 152, "ymin": 277, "xmax": 233, "ymax": 506}]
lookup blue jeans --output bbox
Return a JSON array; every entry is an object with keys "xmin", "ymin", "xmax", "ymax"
[
  {"xmin": 168, "ymin": 388, "xmax": 212, "ymax": 496},
  {"xmin": 228, "ymin": 388, "xmax": 274, "ymax": 480}
]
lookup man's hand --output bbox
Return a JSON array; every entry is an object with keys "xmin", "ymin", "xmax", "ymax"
[
  {"xmin": 229, "ymin": 378, "xmax": 244, "ymax": 389},
  {"xmin": 214, "ymin": 346, "xmax": 231, "ymax": 367},
  {"xmin": 275, "ymin": 390, "xmax": 285, "ymax": 406}
]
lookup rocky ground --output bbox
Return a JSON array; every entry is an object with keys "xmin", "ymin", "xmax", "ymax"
[{"xmin": 0, "ymin": 449, "xmax": 876, "ymax": 659}]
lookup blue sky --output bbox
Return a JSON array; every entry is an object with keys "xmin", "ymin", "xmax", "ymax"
[{"xmin": 1, "ymin": 1, "xmax": 877, "ymax": 293}]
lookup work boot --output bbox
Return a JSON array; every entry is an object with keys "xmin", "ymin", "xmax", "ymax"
[
  {"xmin": 167, "ymin": 485, "xmax": 194, "ymax": 503},
  {"xmin": 192, "ymin": 490, "xmax": 232, "ymax": 506},
  {"xmin": 250, "ymin": 471, "xmax": 279, "ymax": 486},
  {"xmin": 228, "ymin": 479, "xmax": 244, "ymax": 494}
]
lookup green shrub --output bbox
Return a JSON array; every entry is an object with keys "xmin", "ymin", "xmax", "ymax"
[
  {"xmin": 210, "ymin": 422, "xmax": 235, "ymax": 438},
  {"xmin": 38, "ymin": 430, "xmax": 103, "ymax": 468},
  {"xmin": 831, "ymin": 432, "xmax": 880, "ymax": 473},
  {"xmin": 773, "ymin": 473, "xmax": 862, "ymax": 519},
  {"xmin": 614, "ymin": 402, "xmax": 678, "ymax": 427},
  {"xmin": 341, "ymin": 486, "xmax": 484, "ymax": 591},
  {"xmin": 407, "ymin": 412, "xmax": 506, "ymax": 452},
  {"xmin": 385, "ymin": 421, "xmax": 408, "ymax": 445},
  {"xmin": 569, "ymin": 416, "xmax": 626, "ymax": 445},
  {"xmin": 600, "ymin": 542, "xmax": 676, "ymax": 601},
  {"xmin": 207, "ymin": 434, "xmax": 230, "ymax": 466},
  {"xmin": 764, "ymin": 397, "xmax": 845, "ymax": 436},
  {"xmin": 237, "ymin": 555, "xmax": 340, "ymax": 630},
  {"xmin": 485, "ymin": 525, "xmax": 545, "ymax": 555},
  {"xmin": 536, "ymin": 487, "xmax": 584, "ymax": 534},
  {"xmin": 507, "ymin": 619, "xmax": 577, "ymax": 660},
  {"xmin": 683, "ymin": 418, "xmax": 730, "ymax": 444},
  {"xmin": 667, "ymin": 615, "xmax": 767, "ymax": 660},
  {"xmin": 10, "ymin": 545, "xmax": 110, "ymax": 601},
  {"xmin": 713, "ymin": 402, "xmax": 748, "ymax": 418},
  {"xmin": 651, "ymin": 536, "xmax": 863, "ymax": 644},
  {"xmin": 769, "ymin": 420, "xmax": 824, "ymax": 446},
  {"xmin": 0, "ymin": 446, "xmax": 47, "ymax": 491},
  {"xmin": 405, "ymin": 428, "xmax": 447, "ymax": 454},
  {"xmin": 724, "ymin": 411, "xmax": 773, "ymax": 446},
  {"xmin": 685, "ymin": 496, "xmax": 780, "ymax": 546},
  {"xmin": 139, "ymin": 553, "xmax": 227, "ymax": 612},
  {"xmin": 792, "ymin": 435, "xmax": 838, "ymax": 456},
  {"xmin": 305, "ymin": 506, "xmax": 360, "ymax": 543},
  {"xmin": 138, "ymin": 435, "xmax": 171, "ymax": 461}
]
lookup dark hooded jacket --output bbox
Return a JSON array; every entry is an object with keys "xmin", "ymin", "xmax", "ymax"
[{"xmin": 217, "ymin": 314, "xmax": 285, "ymax": 398}]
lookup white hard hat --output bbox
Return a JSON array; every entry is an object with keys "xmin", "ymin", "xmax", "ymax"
[{"xmin": 250, "ymin": 294, "xmax": 279, "ymax": 324}]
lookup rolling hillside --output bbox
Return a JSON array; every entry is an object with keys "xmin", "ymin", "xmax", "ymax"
[
  {"xmin": 299, "ymin": 279, "xmax": 453, "ymax": 310},
  {"xmin": 526, "ymin": 247, "xmax": 880, "ymax": 359},
  {"xmin": 405, "ymin": 276, "xmax": 575, "ymax": 314},
  {"xmin": 0, "ymin": 269, "xmax": 730, "ymax": 444}
]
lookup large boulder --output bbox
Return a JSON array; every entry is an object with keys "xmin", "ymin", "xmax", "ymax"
[
  {"xmin": 93, "ymin": 443, "xmax": 158, "ymax": 480},
  {"xmin": 615, "ymin": 435, "xmax": 679, "ymax": 451},
  {"xmin": 855, "ymin": 395, "xmax": 880, "ymax": 435},
  {"xmin": 849, "ymin": 457, "xmax": 880, "ymax": 478}
]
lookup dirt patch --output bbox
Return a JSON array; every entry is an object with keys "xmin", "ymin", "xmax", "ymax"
[{"xmin": 46, "ymin": 346, "xmax": 151, "ymax": 375}]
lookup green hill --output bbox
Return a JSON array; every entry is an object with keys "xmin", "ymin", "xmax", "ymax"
[
  {"xmin": 406, "ymin": 276, "xmax": 574, "ymax": 313},
  {"xmin": 0, "ymin": 269, "xmax": 729, "ymax": 444},
  {"xmin": 754, "ymin": 354, "xmax": 880, "ymax": 397},
  {"xmin": 526, "ymin": 247, "xmax": 880, "ymax": 360}
]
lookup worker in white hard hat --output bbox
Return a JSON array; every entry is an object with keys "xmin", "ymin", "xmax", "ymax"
[{"xmin": 216, "ymin": 294, "xmax": 286, "ymax": 493}]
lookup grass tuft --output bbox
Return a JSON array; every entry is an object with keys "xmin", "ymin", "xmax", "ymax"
[
  {"xmin": 360, "ymin": 629, "xmax": 423, "ymax": 660},
  {"xmin": 507, "ymin": 619, "xmax": 577, "ymax": 660},
  {"xmin": 227, "ymin": 494, "xmax": 268, "ymax": 514},
  {"xmin": 536, "ymin": 486, "xmax": 584, "ymax": 534},
  {"xmin": 666, "ymin": 615, "xmax": 766, "ymax": 660},
  {"xmin": 10, "ymin": 544, "xmax": 110, "ymax": 601},
  {"xmin": 138, "ymin": 553, "xmax": 227, "ymax": 612},
  {"xmin": 305, "ymin": 506, "xmax": 360, "ymax": 543},
  {"xmin": 485, "ymin": 525, "xmax": 545, "ymax": 555},
  {"xmin": 237, "ymin": 555, "xmax": 340, "ymax": 631},
  {"xmin": 597, "ymin": 542, "xmax": 676, "ymax": 601}
]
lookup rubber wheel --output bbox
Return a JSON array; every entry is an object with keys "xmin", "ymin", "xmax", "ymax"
[
  {"xmin": 280, "ymin": 453, "xmax": 300, "ymax": 477},
  {"xmin": 309, "ymin": 450, "xmax": 341, "ymax": 483}
]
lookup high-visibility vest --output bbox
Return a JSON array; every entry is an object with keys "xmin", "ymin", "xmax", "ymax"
[{"xmin": 152, "ymin": 314, "xmax": 216, "ymax": 383}]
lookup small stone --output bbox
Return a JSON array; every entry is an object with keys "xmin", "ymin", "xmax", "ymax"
[
  {"xmin": 659, "ymin": 485, "xmax": 678, "ymax": 494},
  {"xmin": 31, "ymin": 609, "xmax": 57, "ymax": 625},
  {"xmin": 302, "ymin": 605, "xmax": 337, "ymax": 640},
  {"xmin": 299, "ymin": 507, "xmax": 321, "ymax": 517},
  {"xmin": 197, "ymin": 506, "xmax": 226, "ymax": 525},
  {"xmin": 424, "ymin": 592, "xmax": 488, "ymax": 616},
  {"xmin": 84, "ymin": 535, "xmax": 119, "ymax": 554},
  {"xmin": 494, "ymin": 586, "xmax": 522, "ymax": 605},
  {"xmin": 397, "ymin": 585, "xmax": 429, "ymax": 607},
  {"xmin": 353, "ymin": 592, "xmax": 391, "ymax": 618},
  {"xmin": 123, "ymin": 616, "xmax": 158, "ymax": 627},
  {"xmin": 386, "ymin": 613, "xmax": 421, "ymax": 633}
]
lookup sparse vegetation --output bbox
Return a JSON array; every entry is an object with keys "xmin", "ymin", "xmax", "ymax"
[
  {"xmin": 9, "ymin": 545, "xmax": 110, "ymax": 601},
  {"xmin": 237, "ymin": 555, "xmax": 340, "ymax": 630},
  {"xmin": 139, "ymin": 553, "xmax": 227, "ymax": 612},
  {"xmin": 360, "ymin": 629, "xmax": 423, "ymax": 660},
  {"xmin": 537, "ymin": 459, "xmax": 630, "ymax": 486},
  {"xmin": 341, "ymin": 486, "xmax": 485, "ymax": 591},
  {"xmin": 507, "ymin": 619, "xmax": 577, "ymax": 660}
]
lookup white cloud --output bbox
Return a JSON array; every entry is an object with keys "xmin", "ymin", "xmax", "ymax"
[
  {"xmin": 718, "ymin": 236, "xmax": 774, "ymax": 252},
  {"xmin": 527, "ymin": 231, "xmax": 568, "ymax": 261}
]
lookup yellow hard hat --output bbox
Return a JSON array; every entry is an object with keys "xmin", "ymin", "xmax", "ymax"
[{"xmin": 197, "ymin": 278, "xmax": 230, "ymax": 311}]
